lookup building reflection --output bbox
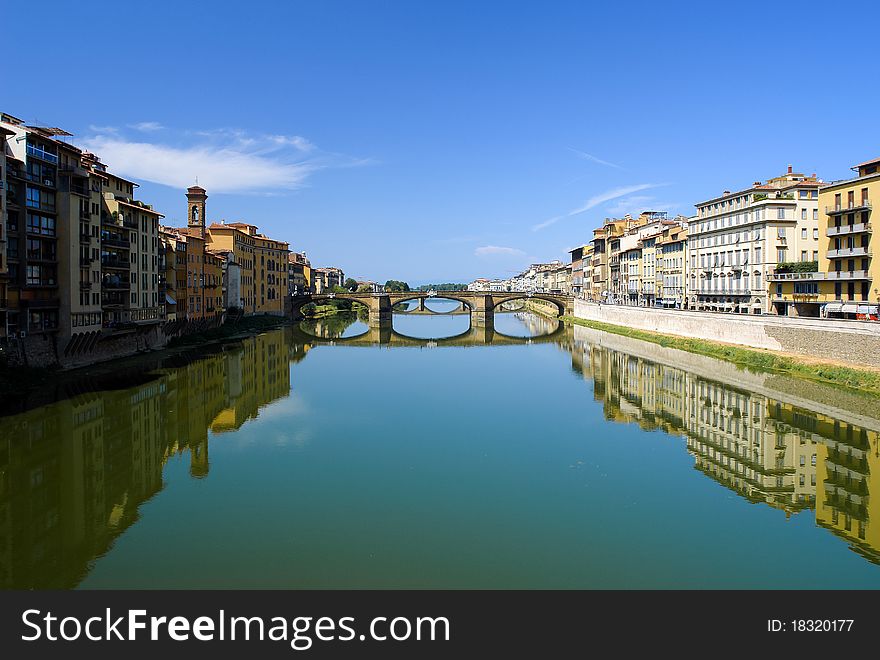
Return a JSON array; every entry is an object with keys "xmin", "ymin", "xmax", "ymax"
[
  {"xmin": 571, "ymin": 325, "xmax": 880, "ymax": 563},
  {"xmin": 0, "ymin": 332, "xmax": 289, "ymax": 588}
]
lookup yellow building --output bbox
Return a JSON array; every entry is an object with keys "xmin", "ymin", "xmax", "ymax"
[
  {"xmin": 181, "ymin": 185, "xmax": 288, "ymax": 316},
  {"xmin": 656, "ymin": 223, "xmax": 688, "ymax": 308}
]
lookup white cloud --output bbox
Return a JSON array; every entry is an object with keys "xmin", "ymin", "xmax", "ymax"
[
  {"xmin": 81, "ymin": 135, "xmax": 316, "ymax": 194},
  {"xmin": 568, "ymin": 147, "xmax": 622, "ymax": 169},
  {"xmin": 532, "ymin": 183, "xmax": 666, "ymax": 231},
  {"xmin": 475, "ymin": 245, "xmax": 525, "ymax": 257},
  {"xmin": 129, "ymin": 121, "xmax": 164, "ymax": 132},
  {"xmin": 81, "ymin": 124, "xmax": 370, "ymax": 194},
  {"xmin": 268, "ymin": 134, "xmax": 314, "ymax": 152}
]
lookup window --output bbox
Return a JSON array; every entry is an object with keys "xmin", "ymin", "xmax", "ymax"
[
  {"xmin": 813, "ymin": 209, "xmax": 818, "ymax": 221},
  {"xmin": 778, "ymin": 249, "xmax": 786, "ymax": 262},
  {"xmin": 777, "ymin": 227, "xmax": 786, "ymax": 238},
  {"xmin": 26, "ymin": 213, "xmax": 56, "ymax": 236},
  {"xmin": 801, "ymin": 209, "xmax": 807, "ymax": 221},
  {"xmin": 812, "ymin": 251, "xmax": 818, "ymax": 261},
  {"xmin": 777, "ymin": 208, "xmax": 785, "ymax": 220},
  {"xmin": 801, "ymin": 228, "xmax": 807, "ymax": 239}
]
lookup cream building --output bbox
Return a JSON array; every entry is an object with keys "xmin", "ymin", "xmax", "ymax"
[{"xmin": 690, "ymin": 166, "xmax": 820, "ymax": 314}]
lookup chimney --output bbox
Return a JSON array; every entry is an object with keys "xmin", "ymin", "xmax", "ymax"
[
  {"xmin": 722, "ymin": 190, "xmax": 730, "ymax": 196},
  {"xmin": 787, "ymin": 164, "xmax": 793, "ymax": 174},
  {"xmin": 753, "ymin": 181, "xmax": 761, "ymax": 186}
]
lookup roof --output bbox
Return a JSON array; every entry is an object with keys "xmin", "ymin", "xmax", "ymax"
[{"xmin": 854, "ymin": 157, "xmax": 880, "ymax": 169}]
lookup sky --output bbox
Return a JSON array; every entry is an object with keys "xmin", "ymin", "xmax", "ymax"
[{"xmin": 6, "ymin": 0, "xmax": 878, "ymax": 285}]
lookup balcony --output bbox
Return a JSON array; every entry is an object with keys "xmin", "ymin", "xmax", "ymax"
[
  {"xmin": 79, "ymin": 232, "xmax": 92, "ymax": 244},
  {"xmin": 79, "ymin": 280, "xmax": 92, "ymax": 291},
  {"xmin": 826, "ymin": 201, "xmax": 871, "ymax": 216},
  {"xmin": 101, "ymin": 213, "xmax": 138, "ymax": 230},
  {"xmin": 826, "ymin": 247, "xmax": 871, "ymax": 259},
  {"xmin": 26, "ymin": 143, "xmax": 59, "ymax": 164},
  {"xmin": 101, "ymin": 279, "xmax": 130, "ymax": 290},
  {"xmin": 768, "ymin": 271, "xmax": 826, "ymax": 282},
  {"xmin": 101, "ymin": 236, "xmax": 130, "ymax": 249},
  {"xmin": 826, "ymin": 270, "xmax": 871, "ymax": 281},
  {"xmin": 101, "ymin": 257, "xmax": 130, "ymax": 270},
  {"xmin": 25, "ymin": 171, "xmax": 55, "ymax": 187},
  {"xmin": 827, "ymin": 222, "xmax": 871, "ymax": 237},
  {"xmin": 79, "ymin": 256, "xmax": 92, "ymax": 267}
]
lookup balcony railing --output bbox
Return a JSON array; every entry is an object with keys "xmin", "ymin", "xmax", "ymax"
[
  {"xmin": 826, "ymin": 270, "xmax": 871, "ymax": 281},
  {"xmin": 80, "ymin": 232, "xmax": 92, "ymax": 243},
  {"xmin": 26, "ymin": 143, "xmax": 59, "ymax": 164},
  {"xmin": 25, "ymin": 171, "xmax": 55, "ymax": 187},
  {"xmin": 101, "ymin": 236, "xmax": 130, "ymax": 249},
  {"xmin": 101, "ymin": 257, "xmax": 130, "ymax": 269},
  {"xmin": 826, "ymin": 247, "xmax": 871, "ymax": 259},
  {"xmin": 79, "ymin": 281, "xmax": 92, "ymax": 291},
  {"xmin": 826, "ymin": 201, "xmax": 871, "ymax": 215},
  {"xmin": 768, "ymin": 271, "xmax": 826, "ymax": 281},
  {"xmin": 827, "ymin": 222, "xmax": 871, "ymax": 237}
]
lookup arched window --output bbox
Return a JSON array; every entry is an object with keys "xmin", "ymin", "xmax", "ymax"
[{"xmin": 192, "ymin": 206, "xmax": 199, "ymax": 223}]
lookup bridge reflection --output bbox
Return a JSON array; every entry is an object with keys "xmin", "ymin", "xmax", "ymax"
[{"xmin": 294, "ymin": 312, "xmax": 565, "ymax": 347}]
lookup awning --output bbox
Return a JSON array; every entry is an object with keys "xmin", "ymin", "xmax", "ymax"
[
  {"xmin": 857, "ymin": 305, "xmax": 878, "ymax": 314},
  {"xmin": 842, "ymin": 303, "xmax": 859, "ymax": 314},
  {"xmin": 165, "ymin": 294, "xmax": 177, "ymax": 305},
  {"xmin": 824, "ymin": 303, "xmax": 843, "ymax": 313}
]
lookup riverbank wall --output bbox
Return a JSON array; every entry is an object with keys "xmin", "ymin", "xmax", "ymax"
[
  {"xmin": 1, "ymin": 314, "xmax": 232, "ymax": 370},
  {"xmin": 572, "ymin": 299, "xmax": 880, "ymax": 368}
]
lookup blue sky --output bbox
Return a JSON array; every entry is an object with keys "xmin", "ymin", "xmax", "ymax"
[{"xmin": 7, "ymin": 0, "xmax": 878, "ymax": 284}]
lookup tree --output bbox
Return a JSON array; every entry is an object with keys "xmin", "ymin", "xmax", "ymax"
[
  {"xmin": 343, "ymin": 278, "xmax": 358, "ymax": 292},
  {"xmin": 384, "ymin": 280, "xmax": 410, "ymax": 292}
]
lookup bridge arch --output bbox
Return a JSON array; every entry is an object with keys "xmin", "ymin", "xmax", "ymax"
[
  {"xmin": 490, "ymin": 294, "xmax": 567, "ymax": 317},
  {"xmin": 392, "ymin": 294, "xmax": 473, "ymax": 311}
]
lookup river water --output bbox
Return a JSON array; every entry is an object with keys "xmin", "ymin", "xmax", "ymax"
[{"xmin": 2, "ymin": 303, "xmax": 879, "ymax": 589}]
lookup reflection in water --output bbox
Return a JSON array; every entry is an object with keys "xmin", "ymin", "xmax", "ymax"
[
  {"xmin": 570, "ymin": 324, "xmax": 880, "ymax": 565},
  {"xmin": 300, "ymin": 312, "xmax": 369, "ymax": 339},
  {"xmin": 0, "ymin": 332, "xmax": 291, "ymax": 589},
  {"xmin": 1, "ymin": 312, "xmax": 879, "ymax": 588}
]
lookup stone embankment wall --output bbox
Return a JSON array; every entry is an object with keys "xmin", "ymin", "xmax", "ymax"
[
  {"xmin": 573, "ymin": 299, "xmax": 880, "ymax": 368},
  {"xmin": 1, "ymin": 315, "xmax": 225, "ymax": 370}
]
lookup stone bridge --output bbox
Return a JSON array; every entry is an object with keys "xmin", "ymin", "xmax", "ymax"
[{"xmin": 290, "ymin": 291, "xmax": 574, "ymax": 326}]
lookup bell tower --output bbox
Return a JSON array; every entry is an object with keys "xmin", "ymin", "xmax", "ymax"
[{"xmin": 186, "ymin": 185, "xmax": 208, "ymax": 238}]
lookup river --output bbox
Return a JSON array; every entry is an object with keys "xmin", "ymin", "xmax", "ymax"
[{"xmin": 2, "ymin": 303, "xmax": 879, "ymax": 589}]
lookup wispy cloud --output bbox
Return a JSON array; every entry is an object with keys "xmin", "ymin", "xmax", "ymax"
[
  {"xmin": 568, "ymin": 147, "xmax": 622, "ymax": 170},
  {"xmin": 532, "ymin": 183, "xmax": 666, "ymax": 231},
  {"xmin": 475, "ymin": 245, "xmax": 525, "ymax": 257},
  {"xmin": 88, "ymin": 124, "xmax": 118, "ymax": 135},
  {"xmin": 129, "ymin": 121, "xmax": 164, "ymax": 132},
  {"xmin": 81, "ymin": 126, "xmax": 369, "ymax": 194}
]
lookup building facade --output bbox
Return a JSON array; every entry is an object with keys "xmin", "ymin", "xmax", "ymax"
[
  {"xmin": 690, "ymin": 166, "xmax": 820, "ymax": 315},
  {"xmin": 771, "ymin": 158, "xmax": 879, "ymax": 318}
]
